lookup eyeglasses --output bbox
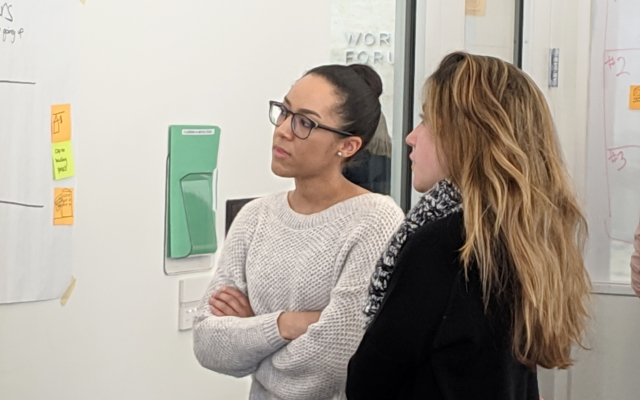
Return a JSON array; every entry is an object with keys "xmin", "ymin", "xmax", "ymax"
[{"xmin": 269, "ymin": 101, "xmax": 353, "ymax": 140}]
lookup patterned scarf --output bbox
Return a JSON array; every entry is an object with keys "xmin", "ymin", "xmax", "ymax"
[{"xmin": 364, "ymin": 179, "xmax": 463, "ymax": 324}]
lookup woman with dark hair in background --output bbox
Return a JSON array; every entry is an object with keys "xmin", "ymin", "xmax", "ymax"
[
  {"xmin": 343, "ymin": 112, "xmax": 392, "ymax": 195},
  {"xmin": 193, "ymin": 64, "xmax": 404, "ymax": 400}
]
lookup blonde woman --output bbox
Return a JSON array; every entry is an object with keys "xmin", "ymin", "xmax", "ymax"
[{"xmin": 346, "ymin": 52, "xmax": 591, "ymax": 400}]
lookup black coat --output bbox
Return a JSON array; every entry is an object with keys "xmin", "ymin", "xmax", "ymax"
[{"xmin": 346, "ymin": 212, "xmax": 539, "ymax": 400}]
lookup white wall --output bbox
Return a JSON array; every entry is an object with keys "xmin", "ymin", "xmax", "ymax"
[
  {"xmin": 0, "ymin": 1, "xmax": 330, "ymax": 399},
  {"xmin": 570, "ymin": 293, "xmax": 640, "ymax": 400},
  {"xmin": 521, "ymin": 0, "xmax": 592, "ymax": 193},
  {"xmin": 464, "ymin": 0, "xmax": 515, "ymax": 62}
]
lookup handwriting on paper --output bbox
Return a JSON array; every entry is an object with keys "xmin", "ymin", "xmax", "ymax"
[
  {"xmin": 52, "ymin": 141, "xmax": 75, "ymax": 180},
  {"xmin": 0, "ymin": 3, "xmax": 26, "ymax": 45},
  {"xmin": 608, "ymin": 149, "xmax": 627, "ymax": 171},
  {"xmin": 0, "ymin": 3, "xmax": 13, "ymax": 22},
  {"xmin": 51, "ymin": 104, "xmax": 72, "ymax": 143},
  {"xmin": 604, "ymin": 55, "xmax": 630, "ymax": 77},
  {"xmin": 54, "ymin": 188, "xmax": 74, "ymax": 225}
]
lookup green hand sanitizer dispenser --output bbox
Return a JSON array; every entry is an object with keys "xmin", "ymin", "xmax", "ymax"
[{"xmin": 165, "ymin": 125, "xmax": 220, "ymax": 274}]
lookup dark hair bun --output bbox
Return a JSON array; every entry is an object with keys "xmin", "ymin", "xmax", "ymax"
[
  {"xmin": 304, "ymin": 63, "xmax": 382, "ymax": 155},
  {"xmin": 348, "ymin": 64, "xmax": 383, "ymax": 98}
]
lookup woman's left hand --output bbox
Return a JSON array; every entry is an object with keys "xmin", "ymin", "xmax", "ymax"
[{"xmin": 209, "ymin": 286, "xmax": 255, "ymax": 317}]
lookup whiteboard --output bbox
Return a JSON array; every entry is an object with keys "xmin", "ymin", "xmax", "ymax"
[
  {"xmin": 0, "ymin": 0, "xmax": 78, "ymax": 303},
  {"xmin": 587, "ymin": 0, "xmax": 640, "ymax": 283}
]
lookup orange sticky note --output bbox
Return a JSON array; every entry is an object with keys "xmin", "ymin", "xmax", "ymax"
[
  {"xmin": 465, "ymin": 0, "xmax": 487, "ymax": 16},
  {"xmin": 51, "ymin": 104, "xmax": 72, "ymax": 143},
  {"xmin": 54, "ymin": 188, "xmax": 74, "ymax": 225},
  {"xmin": 630, "ymin": 86, "xmax": 640, "ymax": 110}
]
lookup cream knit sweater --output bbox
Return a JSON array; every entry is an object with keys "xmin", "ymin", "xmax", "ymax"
[{"xmin": 193, "ymin": 191, "xmax": 404, "ymax": 400}]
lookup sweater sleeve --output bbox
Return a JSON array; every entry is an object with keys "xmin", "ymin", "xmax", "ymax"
[
  {"xmin": 193, "ymin": 200, "xmax": 289, "ymax": 378},
  {"xmin": 346, "ymin": 214, "xmax": 462, "ymax": 400},
  {"xmin": 631, "ymin": 218, "xmax": 640, "ymax": 297},
  {"xmin": 253, "ymin": 204, "xmax": 404, "ymax": 400}
]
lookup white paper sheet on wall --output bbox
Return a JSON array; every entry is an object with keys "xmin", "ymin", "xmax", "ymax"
[
  {"xmin": 0, "ymin": 0, "xmax": 79, "ymax": 303},
  {"xmin": 587, "ymin": 0, "xmax": 640, "ymax": 283}
]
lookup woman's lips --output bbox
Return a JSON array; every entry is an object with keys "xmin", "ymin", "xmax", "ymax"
[{"xmin": 273, "ymin": 146, "xmax": 290, "ymax": 158}]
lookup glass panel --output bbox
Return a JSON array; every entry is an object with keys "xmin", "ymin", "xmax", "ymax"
[
  {"xmin": 586, "ymin": 0, "xmax": 640, "ymax": 283},
  {"xmin": 330, "ymin": 0, "xmax": 398, "ymax": 196},
  {"xmin": 464, "ymin": 0, "xmax": 516, "ymax": 63}
]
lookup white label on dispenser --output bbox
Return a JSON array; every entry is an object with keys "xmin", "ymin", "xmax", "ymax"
[{"xmin": 182, "ymin": 129, "xmax": 215, "ymax": 136}]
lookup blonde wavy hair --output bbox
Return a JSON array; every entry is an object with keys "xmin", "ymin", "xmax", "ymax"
[{"xmin": 423, "ymin": 52, "xmax": 591, "ymax": 369}]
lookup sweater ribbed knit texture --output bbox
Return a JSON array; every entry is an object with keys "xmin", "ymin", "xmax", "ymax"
[{"xmin": 193, "ymin": 191, "xmax": 404, "ymax": 400}]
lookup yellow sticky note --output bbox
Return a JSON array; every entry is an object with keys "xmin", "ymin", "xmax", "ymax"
[
  {"xmin": 52, "ymin": 141, "xmax": 75, "ymax": 180},
  {"xmin": 465, "ymin": 0, "xmax": 487, "ymax": 16},
  {"xmin": 51, "ymin": 104, "xmax": 72, "ymax": 143},
  {"xmin": 54, "ymin": 188, "xmax": 74, "ymax": 225},
  {"xmin": 630, "ymin": 86, "xmax": 640, "ymax": 110}
]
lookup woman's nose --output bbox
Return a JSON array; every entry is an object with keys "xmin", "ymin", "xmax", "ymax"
[
  {"xmin": 406, "ymin": 128, "xmax": 417, "ymax": 146},
  {"xmin": 274, "ymin": 115, "xmax": 295, "ymax": 140}
]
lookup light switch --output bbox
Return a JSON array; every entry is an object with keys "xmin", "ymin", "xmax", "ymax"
[
  {"xmin": 179, "ymin": 301, "xmax": 200, "ymax": 331},
  {"xmin": 178, "ymin": 276, "xmax": 211, "ymax": 331}
]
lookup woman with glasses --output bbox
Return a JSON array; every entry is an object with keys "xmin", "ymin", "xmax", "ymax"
[
  {"xmin": 193, "ymin": 64, "xmax": 404, "ymax": 400},
  {"xmin": 346, "ymin": 52, "xmax": 591, "ymax": 399}
]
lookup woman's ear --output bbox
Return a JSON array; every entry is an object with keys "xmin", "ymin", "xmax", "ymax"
[{"xmin": 337, "ymin": 136, "xmax": 363, "ymax": 158}]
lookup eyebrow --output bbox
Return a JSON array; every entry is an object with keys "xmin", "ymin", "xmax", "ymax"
[{"xmin": 283, "ymin": 96, "xmax": 322, "ymax": 119}]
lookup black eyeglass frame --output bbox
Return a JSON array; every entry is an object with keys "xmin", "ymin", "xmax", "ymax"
[{"xmin": 269, "ymin": 100, "xmax": 354, "ymax": 139}]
